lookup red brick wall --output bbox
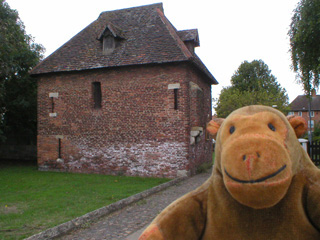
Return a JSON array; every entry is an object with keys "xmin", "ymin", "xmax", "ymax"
[
  {"xmin": 187, "ymin": 67, "xmax": 213, "ymax": 173},
  {"xmin": 37, "ymin": 63, "xmax": 212, "ymax": 178}
]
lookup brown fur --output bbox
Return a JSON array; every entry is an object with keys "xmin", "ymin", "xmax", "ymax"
[{"xmin": 139, "ymin": 105, "xmax": 320, "ymax": 239}]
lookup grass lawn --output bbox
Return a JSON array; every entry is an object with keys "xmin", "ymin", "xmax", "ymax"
[{"xmin": 0, "ymin": 161, "xmax": 169, "ymax": 240}]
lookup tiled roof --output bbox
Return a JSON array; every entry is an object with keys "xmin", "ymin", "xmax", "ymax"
[
  {"xmin": 290, "ymin": 95, "xmax": 320, "ymax": 111},
  {"xmin": 30, "ymin": 3, "xmax": 217, "ymax": 84}
]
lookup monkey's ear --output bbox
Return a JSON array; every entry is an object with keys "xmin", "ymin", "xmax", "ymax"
[
  {"xmin": 287, "ymin": 115, "xmax": 307, "ymax": 138},
  {"xmin": 207, "ymin": 118, "xmax": 224, "ymax": 140}
]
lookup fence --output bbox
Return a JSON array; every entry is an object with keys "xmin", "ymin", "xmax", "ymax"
[{"xmin": 307, "ymin": 141, "xmax": 320, "ymax": 166}]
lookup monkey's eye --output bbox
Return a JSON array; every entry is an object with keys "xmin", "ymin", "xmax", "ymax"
[
  {"xmin": 229, "ymin": 126, "xmax": 235, "ymax": 134},
  {"xmin": 268, "ymin": 123, "xmax": 276, "ymax": 131}
]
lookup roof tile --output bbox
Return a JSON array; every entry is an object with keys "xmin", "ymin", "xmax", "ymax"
[{"xmin": 290, "ymin": 95, "xmax": 320, "ymax": 111}]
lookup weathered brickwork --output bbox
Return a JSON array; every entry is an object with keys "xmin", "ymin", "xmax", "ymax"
[
  {"xmin": 187, "ymin": 67, "xmax": 213, "ymax": 172},
  {"xmin": 37, "ymin": 63, "xmax": 212, "ymax": 178}
]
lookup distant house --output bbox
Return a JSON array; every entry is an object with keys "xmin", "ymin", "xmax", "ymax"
[
  {"xmin": 30, "ymin": 3, "xmax": 218, "ymax": 178},
  {"xmin": 289, "ymin": 92, "xmax": 320, "ymax": 131}
]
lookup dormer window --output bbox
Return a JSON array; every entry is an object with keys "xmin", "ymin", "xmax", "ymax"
[
  {"xmin": 103, "ymin": 35, "xmax": 115, "ymax": 54},
  {"xmin": 97, "ymin": 22, "xmax": 125, "ymax": 55},
  {"xmin": 177, "ymin": 29, "xmax": 200, "ymax": 53}
]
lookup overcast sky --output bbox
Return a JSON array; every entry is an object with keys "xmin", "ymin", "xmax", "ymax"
[{"xmin": 6, "ymin": 0, "xmax": 304, "ymax": 103}]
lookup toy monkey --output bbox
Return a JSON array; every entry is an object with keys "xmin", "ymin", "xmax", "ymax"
[{"xmin": 139, "ymin": 105, "xmax": 320, "ymax": 240}]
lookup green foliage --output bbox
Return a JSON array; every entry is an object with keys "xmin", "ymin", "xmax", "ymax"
[
  {"xmin": 0, "ymin": 163, "xmax": 169, "ymax": 239},
  {"xmin": 196, "ymin": 161, "xmax": 213, "ymax": 174},
  {"xmin": 312, "ymin": 123, "xmax": 320, "ymax": 142},
  {"xmin": 288, "ymin": 0, "xmax": 320, "ymax": 94},
  {"xmin": 0, "ymin": 0, "xmax": 44, "ymax": 143},
  {"xmin": 214, "ymin": 60, "xmax": 289, "ymax": 118}
]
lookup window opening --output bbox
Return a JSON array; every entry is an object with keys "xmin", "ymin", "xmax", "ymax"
[
  {"xmin": 103, "ymin": 35, "xmax": 115, "ymax": 54},
  {"xmin": 311, "ymin": 111, "xmax": 315, "ymax": 117},
  {"xmin": 58, "ymin": 138, "xmax": 62, "ymax": 159},
  {"xmin": 49, "ymin": 93, "xmax": 58, "ymax": 117},
  {"xmin": 309, "ymin": 120, "xmax": 314, "ymax": 129},
  {"xmin": 92, "ymin": 82, "xmax": 102, "ymax": 109},
  {"xmin": 174, "ymin": 89, "xmax": 178, "ymax": 110},
  {"xmin": 51, "ymin": 97, "xmax": 55, "ymax": 113}
]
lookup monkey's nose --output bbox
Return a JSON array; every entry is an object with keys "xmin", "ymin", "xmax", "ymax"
[{"xmin": 242, "ymin": 152, "xmax": 260, "ymax": 161}]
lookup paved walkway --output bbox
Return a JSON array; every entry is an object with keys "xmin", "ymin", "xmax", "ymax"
[{"xmin": 54, "ymin": 171, "xmax": 211, "ymax": 240}]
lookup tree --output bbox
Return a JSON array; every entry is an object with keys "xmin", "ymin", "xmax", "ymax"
[
  {"xmin": 288, "ymin": 0, "xmax": 320, "ymax": 94},
  {"xmin": 0, "ymin": 0, "xmax": 44, "ymax": 142},
  {"xmin": 214, "ymin": 60, "xmax": 289, "ymax": 118},
  {"xmin": 311, "ymin": 122, "xmax": 320, "ymax": 142}
]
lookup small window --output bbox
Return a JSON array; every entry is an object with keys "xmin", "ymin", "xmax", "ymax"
[
  {"xmin": 311, "ymin": 111, "xmax": 315, "ymax": 117},
  {"xmin": 174, "ymin": 89, "xmax": 178, "ymax": 110},
  {"xmin": 298, "ymin": 111, "xmax": 302, "ymax": 116},
  {"xmin": 103, "ymin": 36, "xmax": 115, "ymax": 54},
  {"xmin": 58, "ymin": 138, "xmax": 62, "ymax": 159},
  {"xmin": 48, "ymin": 92, "xmax": 58, "ymax": 117},
  {"xmin": 50, "ymin": 97, "xmax": 55, "ymax": 113},
  {"xmin": 168, "ymin": 84, "xmax": 180, "ymax": 110},
  {"xmin": 92, "ymin": 82, "xmax": 102, "ymax": 109},
  {"xmin": 288, "ymin": 112, "xmax": 294, "ymax": 116}
]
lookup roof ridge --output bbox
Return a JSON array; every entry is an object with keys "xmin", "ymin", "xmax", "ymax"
[
  {"xmin": 290, "ymin": 94, "xmax": 320, "ymax": 111},
  {"xmin": 178, "ymin": 29, "xmax": 198, "ymax": 32},
  {"xmin": 98, "ymin": 3, "xmax": 163, "ymax": 19}
]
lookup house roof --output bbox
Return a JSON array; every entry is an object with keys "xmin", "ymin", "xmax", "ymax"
[
  {"xmin": 30, "ymin": 3, "xmax": 217, "ymax": 84},
  {"xmin": 290, "ymin": 95, "xmax": 320, "ymax": 111}
]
